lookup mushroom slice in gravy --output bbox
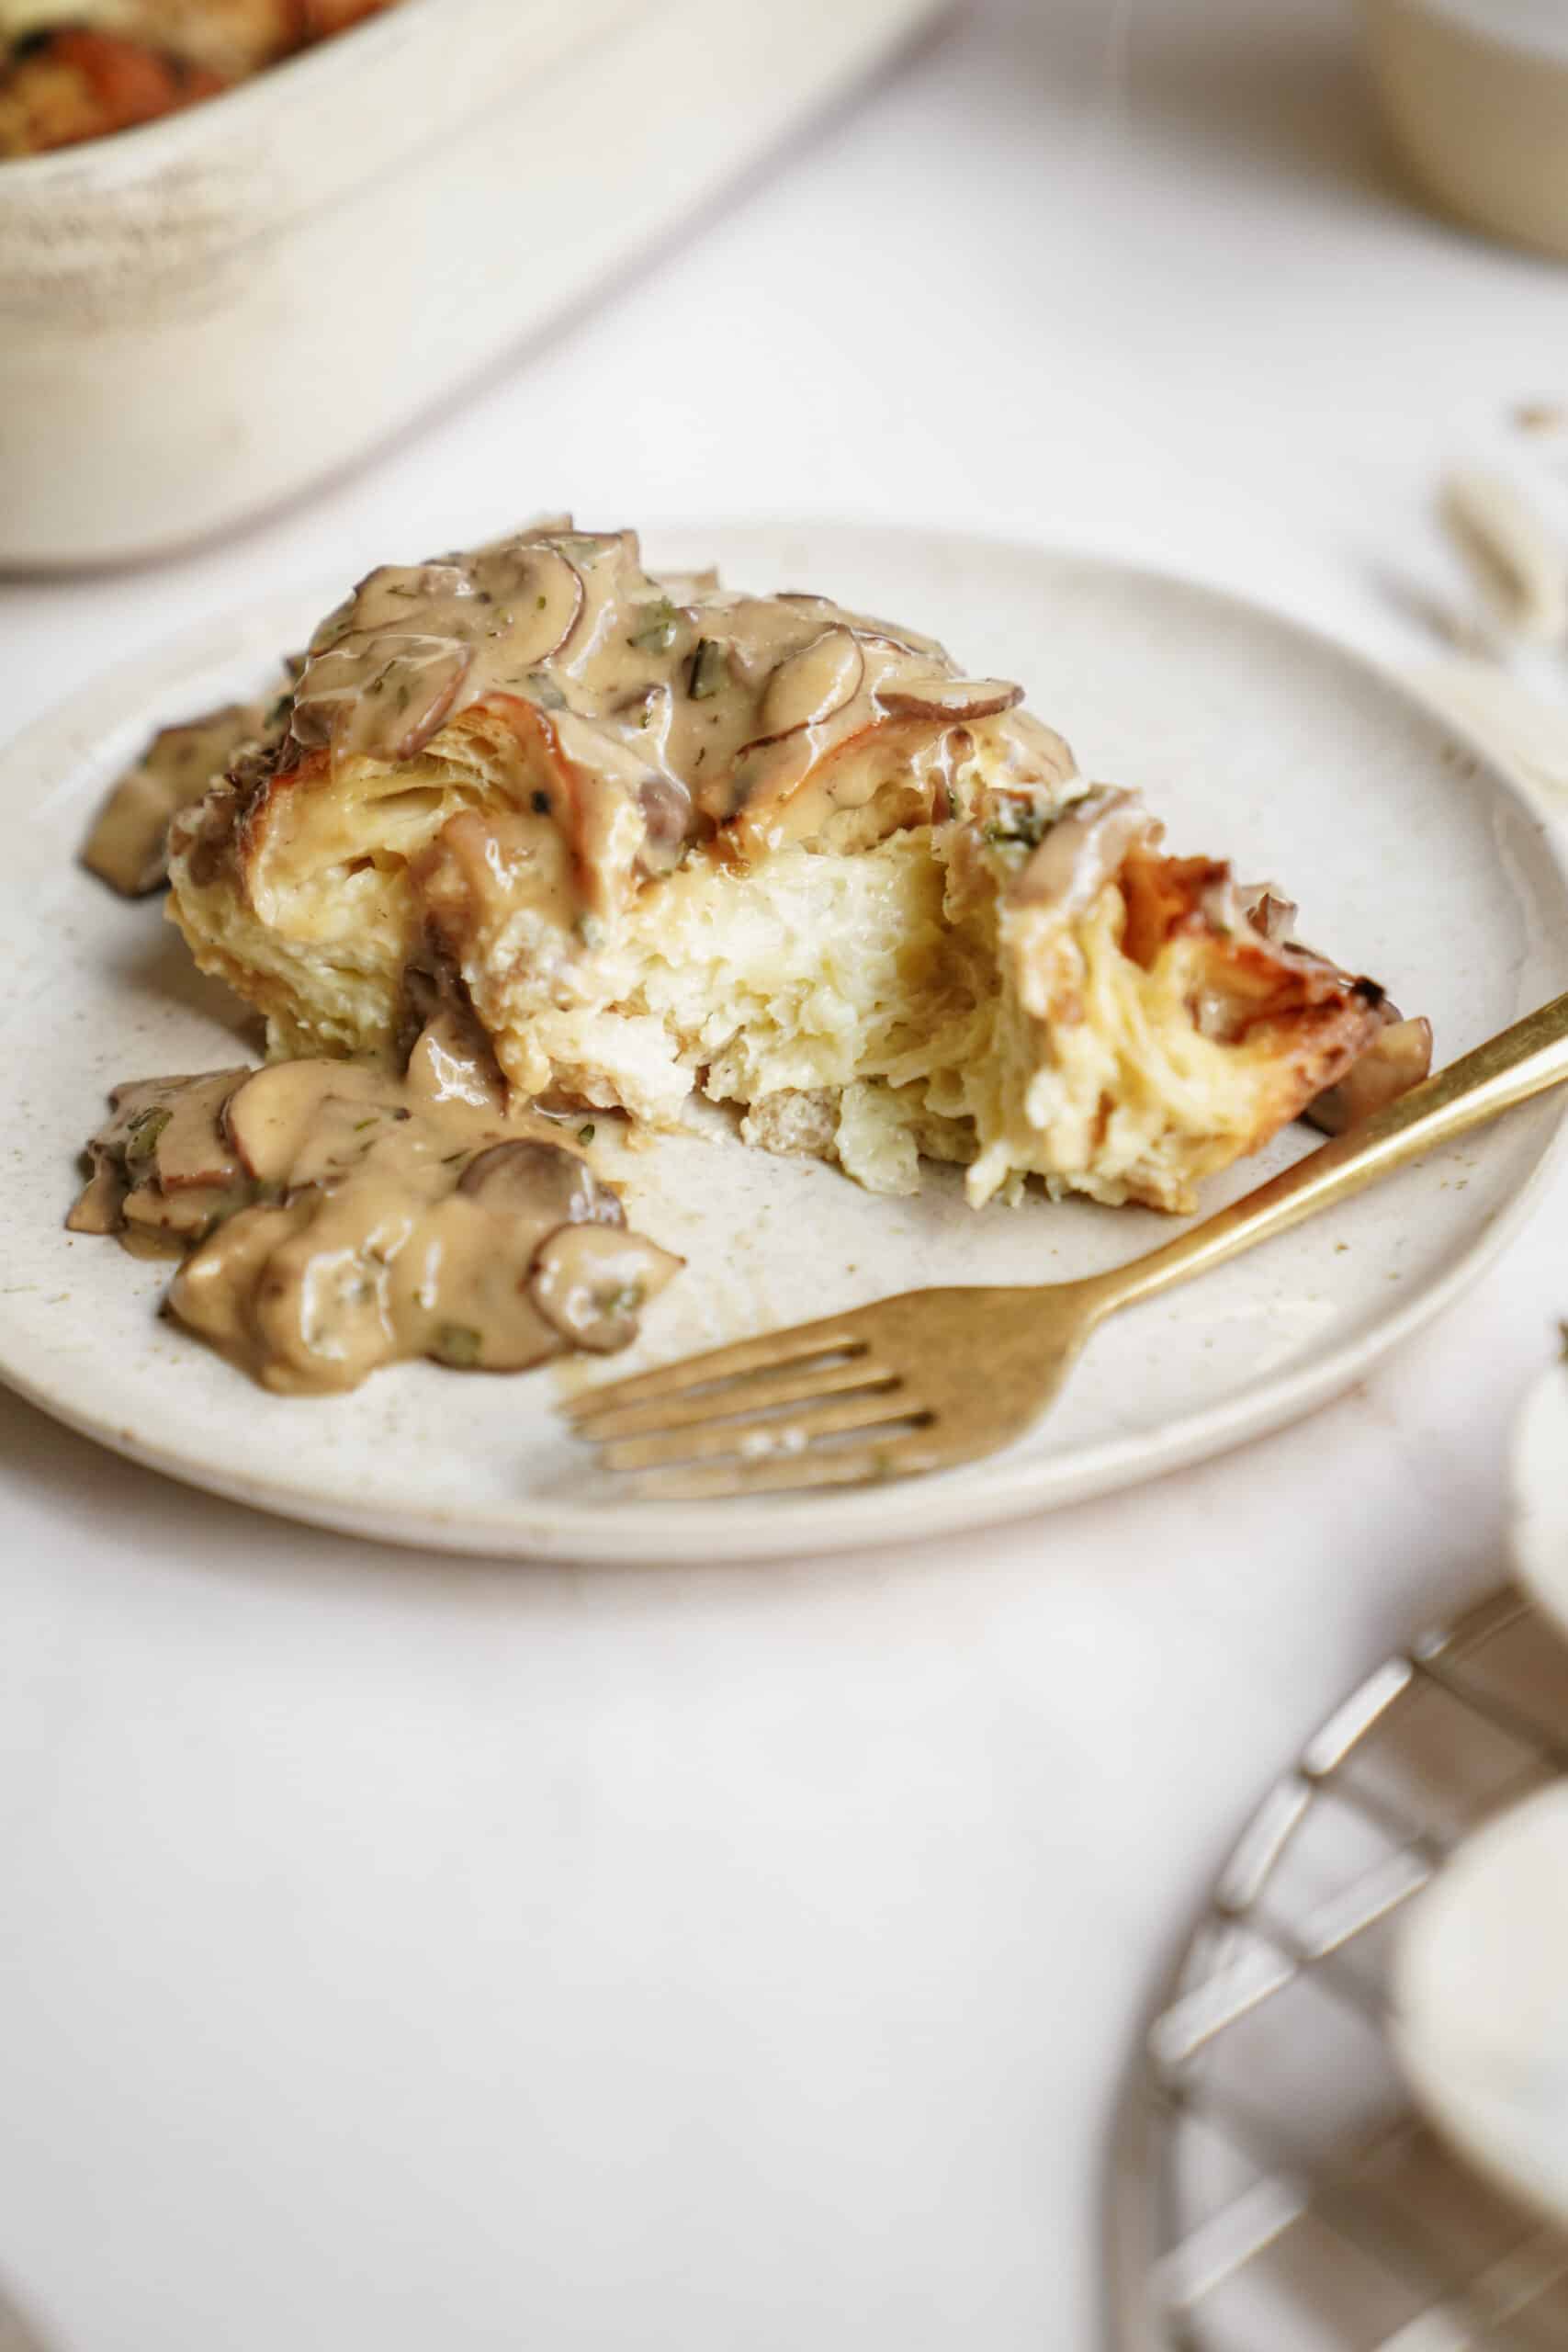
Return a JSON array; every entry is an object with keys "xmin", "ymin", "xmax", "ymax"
[
  {"xmin": 875, "ymin": 678, "xmax": 1023, "ymax": 723},
  {"xmin": 457, "ymin": 1138, "xmax": 624, "ymax": 1227},
  {"xmin": 528, "ymin": 1224, "xmax": 682, "ymax": 1352},
  {"xmin": 68, "ymin": 1023, "xmax": 679, "ymax": 1395},
  {"xmin": 81, "ymin": 671, "xmax": 295, "ymax": 898},
  {"xmin": 222, "ymin": 1059, "xmax": 392, "ymax": 1188},
  {"xmin": 67, "ymin": 1070, "xmax": 253, "ymax": 1245}
]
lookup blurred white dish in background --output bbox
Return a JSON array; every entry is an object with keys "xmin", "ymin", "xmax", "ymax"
[
  {"xmin": 1364, "ymin": 0, "xmax": 1568, "ymax": 257},
  {"xmin": 0, "ymin": 0, "xmax": 941, "ymax": 567},
  {"xmin": 1396, "ymin": 1781, "xmax": 1568, "ymax": 2225},
  {"xmin": 1512, "ymin": 1351, "xmax": 1568, "ymax": 1632},
  {"xmin": 1395, "ymin": 1344, "xmax": 1568, "ymax": 2219}
]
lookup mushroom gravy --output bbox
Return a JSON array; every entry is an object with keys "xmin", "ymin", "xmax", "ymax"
[
  {"xmin": 256, "ymin": 516, "xmax": 1066, "ymax": 897},
  {"xmin": 67, "ymin": 1018, "xmax": 681, "ymax": 1393}
]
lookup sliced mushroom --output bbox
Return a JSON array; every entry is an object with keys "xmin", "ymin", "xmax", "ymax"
[
  {"xmin": 222, "ymin": 1060, "xmax": 384, "ymax": 1184},
  {"xmin": 123, "ymin": 1071, "xmax": 248, "ymax": 1192},
  {"xmin": 122, "ymin": 1179, "xmax": 254, "ymax": 1243},
  {"xmin": 1010, "ymin": 786, "xmax": 1156, "ymax": 912},
  {"xmin": 457, "ymin": 1138, "xmax": 625, "ymax": 1230},
  {"xmin": 1237, "ymin": 885, "xmax": 1299, "ymax": 944},
  {"xmin": 65, "ymin": 1159, "xmax": 129, "ymax": 1236},
  {"xmin": 549, "ymin": 530, "xmax": 633, "ymax": 569},
  {"xmin": 758, "ymin": 628, "xmax": 865, "ymax": 738},
  {"xmin": 81, "ymin": 701, "xmax": 265, "ymax": 896},
  {"xmin": 404, "ymin": 1012, "xmax": 506, "ymax": 1114},
  {"xmin": 291, "ymin": 631, "xmax": 473, "ymax": 762},
  {"xmin": 875, "ymin": 677, "xmax": 1023, "ymax": 723},
  {"xmin": 841, "ymin": 612, "xmax": 953, "ymax": 665},
  {"xmin": 81, "ymin": 765, "xmax": 181, "ymax": 897},
  {"xmin": 340, "ymin": 563, "xmax": 475, "ymax": 637},
  {"xmin": 67, "ymin": 1069, "xmax": 248, "ymax": 1233},
  {"xmin": 1304, "ymin": 1016, "xmax": 1434, "ymax": 1136},
  {"xmin": 308, "ymin": 590, "xmax": 360, "ymax": 657},
  {"xmin": 527, "ymin": 1224, "xmax": 683, "ymax": 1353},
  {"xmin": 388, "ymin": 1201, "xmax": 567, "ymax": 1377},
  {"xmin": 477, "ymin": 541, "xmax": 588, "ymax": 663}
]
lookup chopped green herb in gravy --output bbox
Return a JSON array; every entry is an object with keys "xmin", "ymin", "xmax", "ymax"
[{"xmin": 67, "ymin": 1018, "xmax": 680, "ymax": 1394}]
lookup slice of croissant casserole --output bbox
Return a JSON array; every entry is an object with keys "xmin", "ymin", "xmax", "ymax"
[{"xmin": 164, "ymin": 520, "xmax": 1429, "ymax": 1214}]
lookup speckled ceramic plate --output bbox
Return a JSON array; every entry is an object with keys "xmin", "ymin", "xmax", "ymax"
[{"xmin": 3, "ymin": 525, "xmax": 1566, "ymax": 1562}]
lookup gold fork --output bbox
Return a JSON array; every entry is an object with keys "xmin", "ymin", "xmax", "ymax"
[{"xmin": 562, "ymin": 992, "xmax": 1568, "ymax": 1500}]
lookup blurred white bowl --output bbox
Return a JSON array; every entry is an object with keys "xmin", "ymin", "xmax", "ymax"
[
  {"xmin": 1396, "ymin": 1780, "xmax": 1568, "ymax": 2224},
  {"xmin": 1394, "ymin": 1347, "xmax": 1568, "ymax": 2216},
  {"xmin": 0, "ymin": 0, "xmax": 940, "ymax": 567},
  {"xmin": 1364, "ymin": 0, "xmax": 1568, "ymax": 257}
]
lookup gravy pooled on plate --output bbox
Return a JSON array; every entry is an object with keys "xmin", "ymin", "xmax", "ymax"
[{"xmin": 67, "ymin": 1018, "xmax": 680, "ymax": 1394}]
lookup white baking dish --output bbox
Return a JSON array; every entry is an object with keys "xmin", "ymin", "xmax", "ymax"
[
  {"xmin": 0, "ymin": 0, "xmax": 940, "ymax": 567},
  {"xmin": 1363, "ymin": 0, "xmax": 1568, "ymax": 259}
]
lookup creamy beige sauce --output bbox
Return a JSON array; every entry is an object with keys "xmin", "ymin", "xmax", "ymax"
[
  {"xmin": 284, "ymin": 519, "xmax": 1031, "ymax": 877},
  {"xmin": 68, "ymin": 1017, "xmax": 680, "ymax": 1393}
]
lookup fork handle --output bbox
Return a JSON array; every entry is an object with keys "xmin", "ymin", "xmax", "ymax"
[{"xmin": 1094, "ymin": 989, "xmax": 1568, "ymax": 1316}]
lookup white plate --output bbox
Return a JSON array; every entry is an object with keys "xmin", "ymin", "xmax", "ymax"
[
  {"xmin": 1395, "ymin": 1781, "xmax": 1568, "ymax": 2226},
  {"xmin": 3, "ymin": 524, "xmax": 1566, "ymax": 1563}
]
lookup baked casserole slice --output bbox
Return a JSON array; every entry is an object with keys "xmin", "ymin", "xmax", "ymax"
[{"xmin": 165, "ymin": 520, "xmax": 1425, "ymax": 1215}]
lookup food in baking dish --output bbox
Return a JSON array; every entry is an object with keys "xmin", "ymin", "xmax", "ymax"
[
  {"xmin": 0, "ymin": 1, "xmax": 395, "ymax": 156},
  {"xmin": 162, "ymin": 519, "xmax": 1430, "ymax": 1216}
]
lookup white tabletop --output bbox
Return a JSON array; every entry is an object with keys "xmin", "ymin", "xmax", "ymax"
[{"xmin": 3, "ymin": 4, "xmax": 1566, "ymax": 2347}]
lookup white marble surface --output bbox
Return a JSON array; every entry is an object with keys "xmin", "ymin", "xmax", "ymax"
[{"xmin": 2, "ymin": 3, "xmax": 1566, "ymax": 2346}]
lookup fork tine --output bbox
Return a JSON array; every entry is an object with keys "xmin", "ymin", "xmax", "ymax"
[
  {"xmin": 629, "ymin": 1427, "xmax": 945, "ymax": 1502},
  {"xmin": 570, "ymin": 1356, "xmax": 898, "ymax": 1443},
  {"xmin": 600, "ymin": 1386, "xmax": 924, "ymax": 1473},
  {"xmin": 561, "ymin": 1316, "xmax": 870, "ymax": 1427}
]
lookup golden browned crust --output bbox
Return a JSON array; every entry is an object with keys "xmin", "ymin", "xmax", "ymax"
[{"xmin": 1119, "ymin": 850, "xmax": 1390, "ymax": 1154}]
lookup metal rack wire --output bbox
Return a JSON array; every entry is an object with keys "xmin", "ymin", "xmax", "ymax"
[{"xmin": 1112, "ymin": 1585, "xmax": 1568, "ymax": 2351}]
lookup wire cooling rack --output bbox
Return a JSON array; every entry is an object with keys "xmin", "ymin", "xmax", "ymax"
[{"xmin": 1111, "ymin": 1584, "xmax": 1568, "ymax": 2351}]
